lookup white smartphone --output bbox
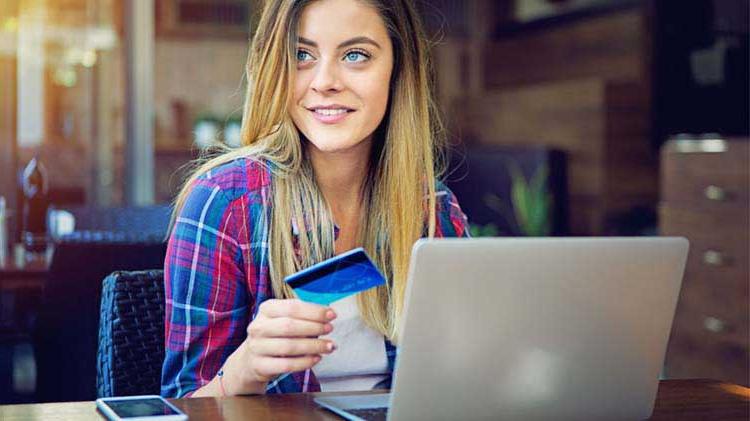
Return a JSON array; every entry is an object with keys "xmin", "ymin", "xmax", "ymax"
[{"xmin": 95, "ymin": 395, "xmax": 188, "ymax": 421}]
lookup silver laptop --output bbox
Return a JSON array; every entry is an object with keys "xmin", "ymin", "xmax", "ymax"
[{"xmin": 315, "ymin": 237, "xmax": 689, "ymax": 420}]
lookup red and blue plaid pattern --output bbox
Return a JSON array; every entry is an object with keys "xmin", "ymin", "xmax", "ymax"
[{"xmin": 161, "ymin": 158, "xmax": 470, "ymax": 398}]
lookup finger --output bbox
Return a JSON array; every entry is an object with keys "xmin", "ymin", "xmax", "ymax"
[
  {"xmin": 250, "ymin": 338, "xmax": 335, "ymax": 357},
  {"xmin": 254, "ymin": 355, "xmax": 323, "ymax": 378},
  {"xmin": 249, "ymin": 316, "xmax": 332, "ymax": 338},
  {"xmin": 258, "ymin": 299, "xmax": 336, "ymax": 323}
]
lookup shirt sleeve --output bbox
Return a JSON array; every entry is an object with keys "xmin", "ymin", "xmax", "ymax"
[{"xmin": 161, "ymin": 177, "xmax": 251, "ymax": 398}]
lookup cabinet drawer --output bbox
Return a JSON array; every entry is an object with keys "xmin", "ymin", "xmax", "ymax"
[
  {"xmin": 665, "ymin": 324, "xmax": 749, "ymax": 386},
  {"xmin": 662, "ymin": 138, "xmax": 749, "ymax": 177},
  {"xmin": 659, "ymin": 206, "xmax": 749, "ymax": 265},
  {"xmin": 661, "ymin": 172, "xmax": 749, "ymax": 210},
  {"xmin": 659, "ymin": 205, "xmax": 748, "ymax": 243},
  {"xmin": 680, "ymin": 255, "xmax": 749, "ymax": 304},
  {"xmin": 673, "ymin": 278, "xmax": 749, "ymax": 345},
  {"xmin": 661, "ymin": 139, "xmax": 749, "ymax": 210}
]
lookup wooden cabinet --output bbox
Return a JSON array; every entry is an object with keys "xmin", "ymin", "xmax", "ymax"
[{"xmin": 661, "ymin": 137, "xmax": 749, "ymax": 387}]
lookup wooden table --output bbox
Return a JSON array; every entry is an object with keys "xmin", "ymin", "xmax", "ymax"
[{"xmin": 0, "ymin": 379, "xmax": 747, "ymax": 420}]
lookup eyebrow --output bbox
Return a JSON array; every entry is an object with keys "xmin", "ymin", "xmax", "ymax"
[{"xmin": 297, "ymin": 36, "xmax": 382, "ymax": 50}]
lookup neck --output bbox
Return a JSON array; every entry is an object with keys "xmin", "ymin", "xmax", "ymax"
[{"xmin": 308, "ymin": 137, "xmax": 372, "ymax": 216}]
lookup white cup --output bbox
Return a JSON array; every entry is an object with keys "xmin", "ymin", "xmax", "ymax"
[{"xmin": 48, "ymin": 209, "xmax": 76, "ymax": 240}]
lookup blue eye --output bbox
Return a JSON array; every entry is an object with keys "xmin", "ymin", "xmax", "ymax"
[
  {"xmin": 297, "ymin": 50, "xmax": 313, "ymax": 62},
  {"xmin": 344, "ymin": 51, "xmax": 369, "ymax": 63}
]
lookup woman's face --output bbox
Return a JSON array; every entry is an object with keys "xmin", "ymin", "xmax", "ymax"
[{"xmin": 290, "ymin": 0, "xmax": 394, "ymax": 155}]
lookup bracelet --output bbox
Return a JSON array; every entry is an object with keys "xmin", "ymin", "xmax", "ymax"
[{"xmin": 217, "ymin": 369, "xmax": 228, "ymax": 397}]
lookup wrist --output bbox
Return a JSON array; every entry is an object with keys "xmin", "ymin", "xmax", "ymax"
[
  {"xmin": 222, "ymin": 353, "xmax": 268, "ymax": 396},
  {"xmin": 216, "ymin": 368, "xmax": 229, "ymax": 397}
]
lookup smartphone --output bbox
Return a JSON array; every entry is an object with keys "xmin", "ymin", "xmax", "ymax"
[{"xmin": 95, "ymin": 395, "xmax": 188, "ymax": 421}]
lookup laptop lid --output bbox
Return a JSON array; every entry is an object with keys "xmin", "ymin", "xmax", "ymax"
[{"xmin": 388, "ymin": 237, "xmax": 688, "ymax": 420}]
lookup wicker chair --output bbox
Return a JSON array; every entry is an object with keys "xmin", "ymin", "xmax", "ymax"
[{"xmin": 97, "ymin": 270, "xmax": 165, "ymax": 398}]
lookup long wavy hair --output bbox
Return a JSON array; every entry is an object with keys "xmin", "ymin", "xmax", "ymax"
[{"xmin": 172, "ymin": 0, "xmax": 445, "ymax": 343}]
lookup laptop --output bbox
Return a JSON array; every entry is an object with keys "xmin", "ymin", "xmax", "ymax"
[{"xmin": 315, "ymin": 237, "xmax": 689, "ymax": 420}]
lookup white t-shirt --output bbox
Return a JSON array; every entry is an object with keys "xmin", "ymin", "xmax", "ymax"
[{"xmin": 314, "ymin": 294, "xmax": 390, "ymax": 392}]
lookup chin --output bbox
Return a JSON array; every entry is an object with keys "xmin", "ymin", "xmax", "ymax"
[{"xmin": 305, "ymin": 132, "xmax": 367, "ymax": 154}]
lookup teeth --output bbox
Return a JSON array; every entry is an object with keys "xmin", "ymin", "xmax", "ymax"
[{"xmin": 315, "ymin": 108, "xmax": 348, "ymax": 116}]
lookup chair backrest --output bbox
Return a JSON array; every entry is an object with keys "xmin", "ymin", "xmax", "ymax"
[
  {"xmin": 33, "ymin": 240, "xmax": 167, "ymax": 402},
  {"xmin": 47, "ymin": 205, "xmax": 172, "ymax": 242},
  {"xmin": 97, "ymin": 270, "xmax": 165, "ymax": 398}
]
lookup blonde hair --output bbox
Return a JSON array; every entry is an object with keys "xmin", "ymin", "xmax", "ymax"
[{"xmin": 172, "ymin": 0, "xmax": 444, "ymax": 343}]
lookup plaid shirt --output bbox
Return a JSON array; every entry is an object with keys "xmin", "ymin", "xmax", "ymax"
[{"xmin": 161, "ymin": 157, "xmax": 470, "ymax": 398}]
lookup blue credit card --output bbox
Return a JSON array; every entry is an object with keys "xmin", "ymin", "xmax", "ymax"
[{"xmin": 284, "ymin": 247, "xmax": 386, "ymax": 305}]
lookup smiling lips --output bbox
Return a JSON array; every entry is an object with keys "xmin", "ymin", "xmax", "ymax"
[{"xmin": 307, "ymin": 105, "xmax": 355, "ymax": 124}]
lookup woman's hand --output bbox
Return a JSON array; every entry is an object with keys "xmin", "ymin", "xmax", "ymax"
[{"xmin": 220, "ymin": 299, "xmax": 337, "ymax": 395}]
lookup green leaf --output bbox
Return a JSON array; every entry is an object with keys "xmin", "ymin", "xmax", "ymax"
[
  {"xmin": 481, "ymin": 223, "xmax": 499, "ymax": 237},
  {"xmin": 508, "ymin": 161, "xmax": 551, "ymax": 236},
  {"xmin": 469, "ymin": 223, "xmax": 500, "ymax": 237}
]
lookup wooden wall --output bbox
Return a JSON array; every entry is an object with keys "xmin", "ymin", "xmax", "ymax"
[
  {"xmin": 449, "ymin": 5, "xmax": 658, "ymax": 235},
  {"xmin": 485, "ymin": 8, "xmax": 650, "ymax": 88}
]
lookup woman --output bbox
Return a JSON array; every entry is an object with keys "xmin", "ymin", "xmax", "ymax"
[{"xmin": 162, "ymin": 0, "xmax": 469, "ymax": 398}]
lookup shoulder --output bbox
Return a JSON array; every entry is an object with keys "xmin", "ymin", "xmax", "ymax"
[
  {"xmin": 193, "ymin": 155, "xmax": 273, "ymax": 202},
  {"xmin": 434, "ymin": 180, "xmax": 459, "ymax": 211},
  {"xmin": 433, "ymin": 179, "xmax": 470, "ymax": 238},
  {"xmin": 177, "ymin": 155, "xmax": 274, "ymax": 226}
]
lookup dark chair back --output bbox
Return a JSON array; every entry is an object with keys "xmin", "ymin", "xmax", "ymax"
[
  {"xmin": 33, "ymin": 240, "xmax": 167, "ymax": 402},
  {"xmin": 97, "ymin": 270, "xmax": 165, "ymax": 398},
  {"xmin": 48, "ymin": 205, "xmax": 172, "ymax": 243}
]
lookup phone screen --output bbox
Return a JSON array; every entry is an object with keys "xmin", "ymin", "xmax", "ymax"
[{"xmin": 103, "ymin": 398, "xmax": 180, "ymax": 418}]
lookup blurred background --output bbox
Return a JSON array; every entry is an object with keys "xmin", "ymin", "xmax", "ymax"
[{"xmin": 0, "ymin": 0, "xmax": 747, "ymax": 405}]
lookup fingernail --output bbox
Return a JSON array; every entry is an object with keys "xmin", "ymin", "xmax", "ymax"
[
  {"xmin": 314, "ymin": 356, "xmax": 321, "ymax": 363},
  {"xmin": 326, "ymin": 310, "xmax": 336, "ymax": 320},
  {"xmin": 324, "ymin": 323, "xmax": 333, "ymax": 333},
  {"xmin": 327, "ymin": 342, "xmax": 335, "ymax": 352}
]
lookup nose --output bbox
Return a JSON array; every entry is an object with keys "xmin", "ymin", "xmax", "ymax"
[{"xmin": 310, "ymin": 58, "xmax": 343, "ymax": 94}]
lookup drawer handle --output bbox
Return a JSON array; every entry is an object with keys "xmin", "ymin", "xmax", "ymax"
[
  {"xmin": 704, "ymin": 185, "xmax": 727, "ymax": 201},
  {"xmin": 703, "ymin": 250, "xmax": 727, "ymax": 266},
  {"xmin": 703, "ymin": 316, "xmax": 726, "ymax": 333}
]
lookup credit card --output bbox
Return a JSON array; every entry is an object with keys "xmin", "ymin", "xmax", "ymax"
[{"xmin": 284, "ymin": 247, "xmax": 386, "ymax": 306}]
